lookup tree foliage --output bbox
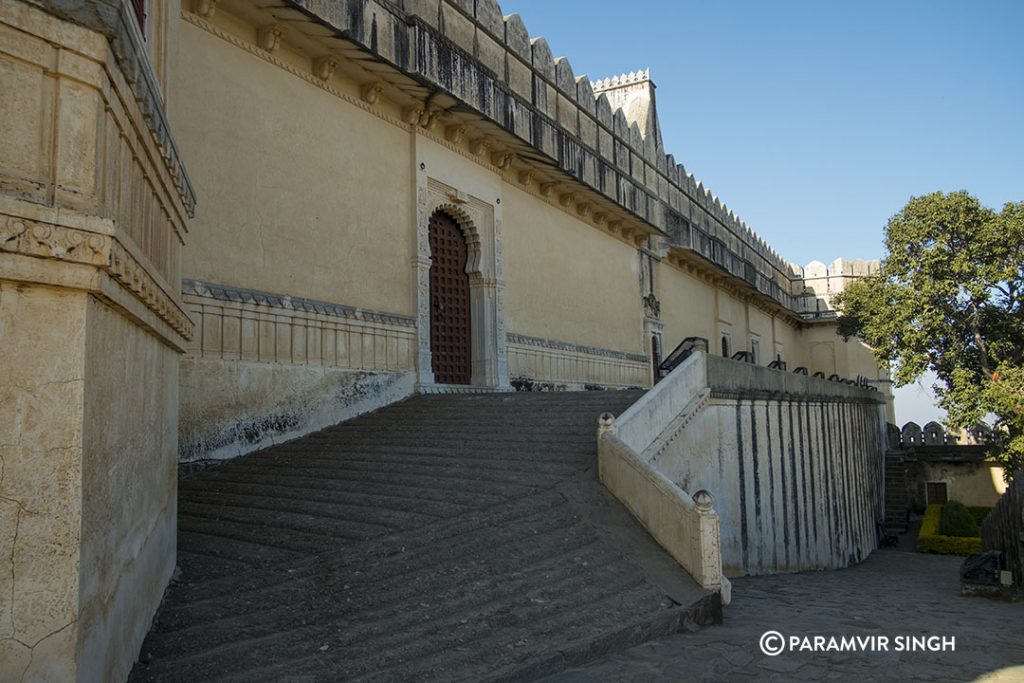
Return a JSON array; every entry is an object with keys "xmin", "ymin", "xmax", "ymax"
[{"xmin": 835, "ymin": 191, "xmax": 1024, "ymax": 473}]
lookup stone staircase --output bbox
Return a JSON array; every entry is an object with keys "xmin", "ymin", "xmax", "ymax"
[
  {"xmin": 130, "ymin": 391, "xmax": 718, "ymax": 682},
  {"xmin": 884, "ymin": 452, "xmax": 910, "ymax": 532}
]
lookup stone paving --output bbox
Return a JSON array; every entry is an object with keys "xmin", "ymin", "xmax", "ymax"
[{"xmin": 546, "ymin": 549, "xmax": 1024, "ymax": 683}]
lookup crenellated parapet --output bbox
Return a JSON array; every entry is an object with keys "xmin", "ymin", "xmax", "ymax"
[
  {"xmin": 796, "ymin": 257, "xmax": 881, "ymax": 319},
  {"xmin": 281, "ymin": 0, "xmax": 858, "ymax": 317}
]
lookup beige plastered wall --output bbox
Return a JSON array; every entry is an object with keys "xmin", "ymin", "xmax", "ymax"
[
  {"xmin": 171, "ymin": 15, "xmax": 420, "ymax": 460},
  {"xmin": 171, "ymin": 18, "xmax": 413, "ymax": 314},
  {"xmin": 502, "ymin": 183, "xmax": 641, "ymax": 353},
  {"xmin": 658, "ymin": 261, "xmax": 804, "ymax": 366},
  {"xmin": 922, "ymin": 462, "xmax": 1006, "ymax": 508}
]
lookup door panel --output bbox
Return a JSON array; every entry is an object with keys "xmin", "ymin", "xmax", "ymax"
[{"xmin": 429, "ymin": 212, "xmax": 472, "ymax": 385}]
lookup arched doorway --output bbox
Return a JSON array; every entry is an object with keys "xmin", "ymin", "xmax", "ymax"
[
  {"xmin": 428, "ymin": 210, "xmax": 472, "ymax": 385},
  {"xmin": 651, "ymin": 334, "xmax": 662, "ymax": 385}
]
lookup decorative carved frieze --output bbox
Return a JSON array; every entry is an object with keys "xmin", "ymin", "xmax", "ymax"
[
  {"xmin": 517, "ymin": 170, "xmax": 534, "ymax": 185},
  {"xmin": 0, "ymin": 214, "xmax": 193, "ymax": 339},
  {"xmin": 576, "ymin": 203, "xmax": 591, "ymax": 218},
  {"xmin": 0, "ymin": 217, "xmax": 109, "ymax": 265},
  {"xmin": 539, "ymin": 182, "xmax": 556, "ymax": 197},
  {"xmin": 558, "ymin": 192, "xmax": 575, "ymax": 207}
]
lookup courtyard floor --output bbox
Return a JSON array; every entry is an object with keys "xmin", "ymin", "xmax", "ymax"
[{"xmin": 545, "ymin": 549, "xmax": 1024, "ymax": 683}]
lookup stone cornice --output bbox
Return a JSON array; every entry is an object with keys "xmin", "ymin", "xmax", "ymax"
[
  {"xmin": 507, "ymin": 333, "xmax": 647, "ymax": 364},
  {"xmin": 0, "ymin": 208, "xmax": 193, "ymax": 342},
  {"xmin": 708, "ymin": 390, "xmax": 884, "ymax": 406},
  {"xmin": 182, "ymin": 279, "xmax": 417, "ymax": 328}
]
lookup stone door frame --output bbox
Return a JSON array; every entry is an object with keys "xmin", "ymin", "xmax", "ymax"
[{"xmin": 415, "ymin": 176, "xmax": 509, "ymax": 391}]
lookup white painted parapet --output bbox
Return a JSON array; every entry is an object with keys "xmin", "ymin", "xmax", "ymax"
[
  {"xmin": 598, "ymin": 353, "xmax": 731, "ymax": 602},
  {"xmin": 601, "ymin": 350, "xmax": 887, "ymax": 583}
]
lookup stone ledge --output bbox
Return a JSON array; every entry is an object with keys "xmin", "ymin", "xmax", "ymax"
[
  {"xmin": 182, "ymin": 279, "xmax": 417, "ymax": 328},
  {"xmin": 0, "ymin": 205, "xmax": 193, "ymax": 344},
  {"xmin": 507, "ymin": 332, "xmax": 647, "ymax": 364}
]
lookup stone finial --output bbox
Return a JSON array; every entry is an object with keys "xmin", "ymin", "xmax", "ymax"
[
  {"xmin": 692, "ymin": 489, "xmax": 715, "ymax": 512},
  {"xmin": 257, "ymin": 23, "xmax": 285, "ymax": 52},
  {"xmin": 598, "ymin": 412, "xmax": 616, "ymax": 435}
]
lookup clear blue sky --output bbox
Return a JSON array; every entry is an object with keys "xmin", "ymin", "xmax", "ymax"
[
  {"xmin": 509, "ymin": 0, "xmax": 1022, "ymax": 424},
  {"xmin": 510, "ymin": 0, "xmax": 1023, "ymax": 267}
]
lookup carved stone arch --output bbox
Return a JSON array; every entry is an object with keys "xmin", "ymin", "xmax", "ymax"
[
  {"xmin": 432, "ymin": 203, "xmax": 482, "ymax": 275},
  {"xmin": 415, "ymin": 177, "xmax": 509, "ymax": 391}
]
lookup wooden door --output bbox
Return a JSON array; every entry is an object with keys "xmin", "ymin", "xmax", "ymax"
[{"xmin": 429, "ymin": 212, "xmax": 472, "ymax": 385}]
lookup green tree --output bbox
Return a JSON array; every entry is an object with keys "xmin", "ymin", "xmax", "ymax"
[{"xmin": 835, "ymin": 191, "xmax": 1024, "ymax": 475}]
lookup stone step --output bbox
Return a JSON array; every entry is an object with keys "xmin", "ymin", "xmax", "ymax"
[
  {"xmin": 131, "ymin": 390, "xmax": 715, "ymax": 681},
  {"xmin": 145, "ymin": 525, "xmax": 623, "ymax": 661},
  {"xmin": 170, "ymin": 489, "xmax": 572, "ymax": 604}
]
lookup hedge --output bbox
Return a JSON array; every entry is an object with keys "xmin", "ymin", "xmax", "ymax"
[
  {"xmin": 917, "ymin": 504, "xmax": 982, "ymax": 556},
  {"xmin": 967, "ymin": 506, "xmax": 993, "ymax": 527}
]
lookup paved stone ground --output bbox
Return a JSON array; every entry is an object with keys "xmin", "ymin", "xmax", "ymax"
[{"xmin": 545, "ymin": 549, "xmax": 1024, "ymax": 682}]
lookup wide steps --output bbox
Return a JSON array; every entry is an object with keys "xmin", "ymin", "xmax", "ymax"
[{"xmin": 131, "ymin": 390, "xmax": 712, "ymax": 682}]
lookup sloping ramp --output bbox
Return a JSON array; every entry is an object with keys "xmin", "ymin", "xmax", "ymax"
[{"xmin": 131, "ymin": 391, "xmax": 718, "ymax": 682}]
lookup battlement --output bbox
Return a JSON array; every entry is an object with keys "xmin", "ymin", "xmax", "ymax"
[
  {"xmin": 591, "ymin": 68, "xmax": 652, "ymax": 92},
  {"xmin": 796, "ymin": 258, "xmax": 882, "ymax": 319},
  {"xmin": 287, "ymin": 0, "xmax": 860, "ymax": 316}
]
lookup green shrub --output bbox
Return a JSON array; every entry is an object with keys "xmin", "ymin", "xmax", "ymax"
[
  {"xmin": 967, "ymin": 506, "xmax": 993, "ymax": 527},
  {"xmin": 917, "ymin": 504, "xmax": 982, "ymax": 556},
  {"xmin": 939, "ymin": 501, "xmax": 980, "ymax": 537}
]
